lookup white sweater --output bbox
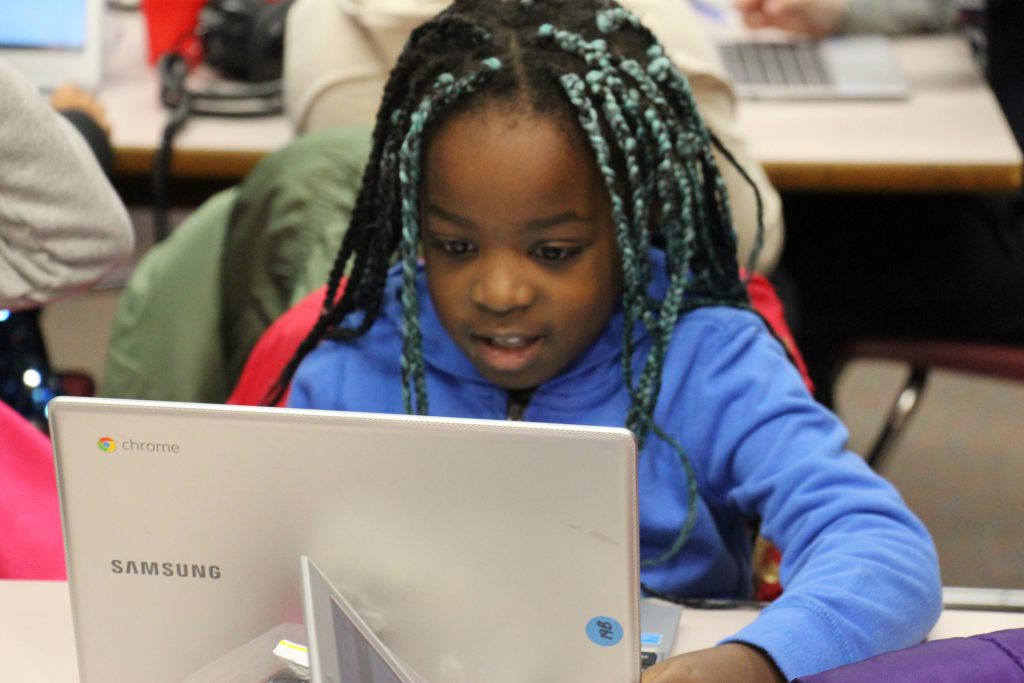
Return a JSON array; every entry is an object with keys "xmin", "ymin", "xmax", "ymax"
[{"xmin": 0, "ymin": 59, "xmax": 133, "ymax": 311}]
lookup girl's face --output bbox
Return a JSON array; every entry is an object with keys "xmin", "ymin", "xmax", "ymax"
[{"xmin": 422, "ymin": 102, "xmax": 622, "ymax": 391}]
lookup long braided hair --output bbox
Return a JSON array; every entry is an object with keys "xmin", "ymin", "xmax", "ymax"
[{"xmin": 268, "ymin": 0, "xmax": 763, "ymax": 563}]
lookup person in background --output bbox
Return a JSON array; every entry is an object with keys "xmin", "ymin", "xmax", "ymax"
[
  {"xmin": 0, "ymin": 59, "xmax": 133, "ymax": 311},
  {"xmin": 733, "ymin": 0, "xmax": 1024, "ymax": 405},
  {"xmin": 735, "ymin": 0, "xmax": 1021, "ymax": 147},
  {"xmin": 273, "ymin": 1, "xmax": 942, "ymax": 680},
  {"xmin": 49, "ymin": 81, "xmax": 117, "ymax": 177},
  {"xmin": 1, "ymin": 59, "xmax": 132, "ymax": 580},
  {"xmin": 735, "ymin": 0, "xmax": 959, "ymax": 37},
  {"xmin": 1, "ymin": 60, "xmax": 133, "ymax": 420}
]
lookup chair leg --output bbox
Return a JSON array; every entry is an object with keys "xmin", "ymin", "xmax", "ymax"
[{"xmin": 866, "ymin": 367, "xmax": 929, "ymax": 471}]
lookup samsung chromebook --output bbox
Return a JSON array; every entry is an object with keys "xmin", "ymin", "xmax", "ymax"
[
  {"xmin": 49, "ymin": 397, "xmax": 640, "ymax": 683},
  {"xmin": 0, "ymin": 0, "xmax": 104, "ymax": 91},
  {"xmin": 717, "ymin": 35, "xmax": 909, "ymax": 100}
]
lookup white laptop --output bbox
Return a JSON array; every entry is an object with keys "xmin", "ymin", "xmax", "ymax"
[
  {"xmin": 49, "ymin": 397, "xmax": 640, "ymax": 683},
  {"xmin": 716, "ymin": 35, "xmax": 909, "ymax": 100},
  {"xmin": 301, "ymin": 556, "xmax": 683, "ymax": 683},
  {"xmin": 687, "ymin": 0, "xmax": 908, "ymax": 100},
  {"xmin": 0, "ymin": 0, "xmax": 104, "ymax": 91}
]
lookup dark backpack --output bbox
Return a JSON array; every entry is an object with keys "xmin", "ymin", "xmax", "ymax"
[{"xmin": 0, "ymin": 309, "xmax": 63, "ymax": 432}]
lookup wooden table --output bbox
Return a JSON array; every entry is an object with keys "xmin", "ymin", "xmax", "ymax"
[
  {"xmin": 4, "ymin": 580, "xmax": 1023, "ymax": 683},
  {"xmin": 99, "ymin": 9, "xmax": 292, "ymax": 180},
  {"xmin": 96, "ymin": 11, "xmax": 1020, "ymax": 192},
  {"xmin": 736, "ymin": 35, "xmax": 1023, "ymax": 192}
]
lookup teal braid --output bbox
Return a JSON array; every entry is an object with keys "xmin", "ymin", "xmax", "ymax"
[
  {"xmin": 396, "ymin": 61, "xmax": 502, "ymax": 415},
  {"xmin": 593, "ymin": 81, "xmax": 657, "ymax": 409},
  {"xmin": 539, "ymin": 39, "xmax": 638, "ymax": 367},
  {"xmin": 542, "ymin": 25, "xmax": 648, "ymax": 410},
  {"xmin": 543, "ymin": 22, "xmax": 693, "ymax": 442},
  {"xmin": 595, "ymin": 4, "xmax": 645, "ymax": 33},
  {"xmin": 558, "ymin": 70, "xmax": 649, "ymax": 413},
  {"xmin": 582, "ymin": 41, "xmax": 717, "ymax": 305},
  {"xmin": 621, "ymin": 56, "xmax": 716, "ymax": 286},
  {"xmin": 616, "ymin": 48, "xmax": 744, "ymax": 293},
  {"xmin": 586, "ymin": 51, "xmax": 656, "ymax": 286},
  {"xmin": 654, "ymin": 57, "xmax": 751, "ymax": 286},
  {"xmin": 542, "ymin": 13, "xmax": 740, "ymax": 563},
  {"xmin": 609, "ymin": 40, "xmax": 705, "ymax": 570},
  {"xmin": 540, "ymin": 24, "xmax": 686, "ymax": 433},
  {"xmin": 709, "ymin": 129, "xmax": 767, "ymax": 278},
  {"xmin": 646, "ymin": 424, "xmax": 700, "ymax": 565},
  {"xmin": 397, "ymin": 99, "xmax": 429, "ymax": 416}
]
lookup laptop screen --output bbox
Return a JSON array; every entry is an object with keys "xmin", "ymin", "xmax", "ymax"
[
  {"xmin": 331, "ymin": 596, "xmax": 414, "ymax": 683},
  {"xmin": 0, "ymin": 1, "xmax": 88, "ymax": 51},
  {"xmin": 0, "ymin": 0, "xmax": 102, "ymax": 90},
  {"xmin": 330, "ymin": 598, "xmax": 404, "ymax": 683}
]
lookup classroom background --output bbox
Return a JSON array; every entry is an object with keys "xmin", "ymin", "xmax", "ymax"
[{"xmin": 13, "ymin": 0, "xmax": 1024, "ymax": 593}]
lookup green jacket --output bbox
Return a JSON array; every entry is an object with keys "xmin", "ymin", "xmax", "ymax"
[{"xmin": 101, "ymin": 125, "xmax": 373, "ymax": 402}]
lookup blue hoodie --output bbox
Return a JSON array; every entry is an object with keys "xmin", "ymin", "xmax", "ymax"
[{"xmin": 289, "ymin": 254, "xmax": 941, "ymax": 679}]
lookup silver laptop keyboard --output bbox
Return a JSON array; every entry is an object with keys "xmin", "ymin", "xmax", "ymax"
[{"xmin": 719, "ymin": 41, "xmax": 833, "ymax": 87}]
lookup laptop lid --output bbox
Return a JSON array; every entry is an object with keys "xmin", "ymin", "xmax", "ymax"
[
  {"xmin": 0, "ymin": 0, "xmax": 104, "ymax": 91},
  {"xmin": 49, "ymin": 397, "xmax": 640, "ymax": 683},
  {"xmin": 717, "ymin": 35, "xmax": 909, "ymax": 100}
]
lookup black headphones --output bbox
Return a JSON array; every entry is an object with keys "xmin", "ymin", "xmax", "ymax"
[
  {"xmin": 157, "ymin": 50, "xmax": 283, "ymax": 118},
  {"xmin": 156, "ymin": 0, "xmax": 293, "ymax": 117},
  {"xmin": 153, "ymin": 0, "xmax": 294, "ymax": 241},
  {"xmin": 198, "ymin": 0, "xmax": 292, "ymax": 83}
]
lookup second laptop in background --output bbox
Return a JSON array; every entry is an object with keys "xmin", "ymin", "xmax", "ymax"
[{"xmin": 717, "ymin": 35, "xmax": 909, "ymax": 100}]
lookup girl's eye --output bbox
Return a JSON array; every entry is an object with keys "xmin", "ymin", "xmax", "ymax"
[
  {"xmin": 433, "ymin": 239, "xmax": 475, "ymax": 256},
  {"xmin": 534, "ymin": 245, "xmax": 578, "ymax": 262}
]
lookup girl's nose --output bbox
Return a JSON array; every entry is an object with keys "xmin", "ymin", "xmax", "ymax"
[{"xmin": 470, "ymin": 261, "xmax": 536, "ymax": 314}]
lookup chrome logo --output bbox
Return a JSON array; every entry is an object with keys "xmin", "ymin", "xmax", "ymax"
[{"xmin": 97, "ymin": 437, "xmax": 117, "ymax": 453}]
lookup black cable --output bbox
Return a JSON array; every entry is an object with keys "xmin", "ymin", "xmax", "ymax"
[
  {"xmin": 152, "ymin": 91, "xmax": 193, "ymax": 243},
  {"xmin": 151, "ymin": 52, "xmax": 284, "ymax": 242},
  {"xmin": 640, "ymin": 581, "xmax": 767, "ymax": 609}
]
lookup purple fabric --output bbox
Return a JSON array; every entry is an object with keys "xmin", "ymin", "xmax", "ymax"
[{"xmin": 793, "ymin": 629, "xmax": 1024, "ymax": 683}]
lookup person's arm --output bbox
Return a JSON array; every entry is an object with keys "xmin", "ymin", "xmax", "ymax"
[
  {"xmin": 835, "ymin": 0, "xmax": 960, "ymax": 34},
  {"xmin": 651, "ymin": 310, "xmax": 942, "ymax": 681},
  {"xmin": 734, "ymin": 0, "xmax": 960, "ymax": 37},
  {"xmin": 50, "ymin": 82, "xmax": 116, "ymax": 177},
  {"xmin": 0, "ymin": 60, "xmax": 133, "ymax": 311}
]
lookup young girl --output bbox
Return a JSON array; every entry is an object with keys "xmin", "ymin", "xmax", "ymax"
[{"xmin": 271, "ymin": 1, "xmax": 942, "ymax": 680}]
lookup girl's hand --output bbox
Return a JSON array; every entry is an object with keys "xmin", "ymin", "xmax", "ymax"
[{"xmin": 642, "ymin": 643, "xmax": 785, "ymax": 683}]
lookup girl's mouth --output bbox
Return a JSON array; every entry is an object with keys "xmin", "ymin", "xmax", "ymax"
[{"xmin": 472, "ymin": 334, "xmax": 543, "ymax": 372}]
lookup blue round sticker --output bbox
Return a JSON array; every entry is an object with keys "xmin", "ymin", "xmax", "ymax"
[{"xmin": 585, "ymin": 616, "xmax": 623, "ymax": 647}]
